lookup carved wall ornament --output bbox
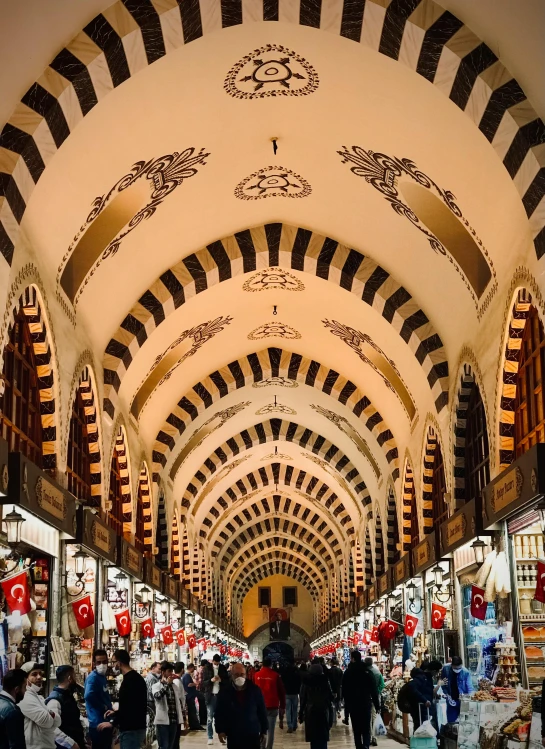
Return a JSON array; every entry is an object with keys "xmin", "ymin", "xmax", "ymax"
[
  {"xmin": 253, "ymin": 377, "xmax": 298, "ymax": 389},
  {"xmin": 248, "ymin": 322, "xmax": 301, "ymax": 340},
  {"xmin": 256, "ymin": 401, "xmax": 296, "ymax": 416},
  {"xmin": 235, "ymin": 166, "xmax": 311, "ymax": 200},
  {"xmin": 224, "ymin": 44, "xmax": 319, "ymax": 99},
  {"xmin": 242, "ymin": 267, "xmax": 305, "ymax": 292}
]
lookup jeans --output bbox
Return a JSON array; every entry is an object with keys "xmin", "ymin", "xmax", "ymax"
[
  {"xmin": 207, "ymin": 694, "xmax": 218, "ymax": 739},
  {"xmin": 156, "ymin": 723, "xmax": 178, "ymax": 749},
  {"xmin": 89, "ymin": 726, "xmax": 113, "ymax": 749},
  {"xmin": 267, "ymin": 708, "xmax": 278, "ymax": 749},
  {"xmin": 195, "ymin": 690, "xmax": 207, "ymax": 724},
  {"xmin": 286, "ymin": 695, "xmax": 298, "ymax": 731},
  {"xmin": 350, "ymin": 701, "xmax": 372, "ymax": 749},
  {"xmin": 119, "ymin": 729, "xmax": 146, "ymax": 749}
]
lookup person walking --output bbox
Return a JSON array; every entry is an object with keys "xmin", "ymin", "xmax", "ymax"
[
  {"xmin": 440, "ymin": 656, "xmax": 472, "ymax": 723},
  {"xmin": 144, "ymin": 662, "xmax": 161, "ymax": 748},
  {"xmin": 407, "ymin": 668, "xmax": 432, "ymax": 732},
  {"xmin": 215, "ymin": 663, "xmax": 268, "ymax": 749},
  {"xmin": 328, "ymin": 659, "xmax": 343, "ymax": 726},
  {"xmin": 84, "ymin": 650, "xmax": 114, "ymax": 749},
  {"xmin": 342, "ymin": 650, "xmax": 380, "ymax": 749},
  {"xmin": 194, "ymin": 661, "xmax": 208, "ymax": 727},
  {"xmin": 364, "ymin": 657, "xmax": 384, "ymax": 745},
  {"xmin": 281, "ymin": 660, "xmax": 301, "ymax": 734},
  {"xmin": 111, "ymin": 650, "xmax": 147, "ymax": 749},
  {"xmin": 19, "ymin": 662, "xmax": 61, "ymax": 749},
  {"xmin": 182, "ymin": 664, "xmax": 205, "ymax": 731},
  {"xmin": 152, "ymin": 662, "xmax": 184, "ymax": 749},
  {"xmin": 202, "ymin": 655, "xmax": 228, "ymax": 746},
  {"xmin": 299, "ymin": 661, "xmax": 333, "ymax": 749},
  {"xmin": 254, "ymin": 657, "xmax": 286, "ymax": 749},
  {"xmin": 0, "ymin": 669, "xmax": 27, "ymax": 749},
  {"xmin": 46, "ymin": 665, "xmax": 86, "ymax": 749},
  {"xmin": 172, "ymin": 662, "xmax": 187, "ymax": 741}
]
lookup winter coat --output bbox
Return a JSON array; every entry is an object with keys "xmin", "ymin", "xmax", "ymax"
[
  {"xmin": 0, "ymin": 693, "xmax": 26, "ymax": 749},
  {"xmin": 215, "ymin": 681, "xmax": 268, "ymax": 743},
  {"xmin": 201, "ymin": 663, "xmax": 229, "ymax": 702},
  {"xmin": 151, "ymin": 680, "xmax": 183, "ymax": 726},
  {"xmin": 342, "ymin": 662, "xmax": 380, "ymax": 712},
  {"xmin": 46, "ymin": 685, "xmax": 85, "ymax": 748},
  {"xmin": 327, "ymin": 666, "xmax": 343, "ymax": 699},
  {"xmin": 19, "ymin": 686, "xmax": 62, "ymax": 749},
  {"xmin": 254, "ymin": 666, "xmax": 286, "ymax": 710},
  {"xmin": 281, "ymin": 665, "xmax": 302, "ymax": 696},
  {"xmin": 299, "ymin": 672, "xmax": 333, "ymax": 744}
]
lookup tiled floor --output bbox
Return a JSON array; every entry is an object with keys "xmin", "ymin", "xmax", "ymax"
[{"xmin": 180, "ymin": 725, "xmax": 404, "ymax": 747}]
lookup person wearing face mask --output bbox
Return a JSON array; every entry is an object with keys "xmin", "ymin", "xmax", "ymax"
[
  {"xmin": 440, "ymin": 656, "xmax": 472, "ymax": 723},
  {"xmin": 84, "ymin": 650, "xmax": 113, "ymax": 749},
  {"xmin": 19, "ymin": 662, "xmax": 62, "ymax": 749},
  {"xmin": 45, "ymin": 665, "xmax": 86, "ymax": 749},
  {"xmin": 215, "ymin": 663, "xmax": 268, "ymax": 749},
  {"xmin": 110, "ymin": 650, "xmax": 147, "ymax": 749},
  {"xmin": 0, "ymin": 669, "xmax": 27, "ymax": 749}
]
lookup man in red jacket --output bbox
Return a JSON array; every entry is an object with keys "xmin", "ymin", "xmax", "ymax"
[{"xmin": 254, "ymin": 659, "xmax": 285, "ymax": 749}]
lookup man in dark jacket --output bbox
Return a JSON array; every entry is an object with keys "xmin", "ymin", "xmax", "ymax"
[
  {"xmin": 328, "ymin": 659, "xmax": 343, "ymax": 725},
  {"xmin": 281, "ymin": 660, "xmax": 301, "ymax": 734},
  {"xmin": 202, "ymin": 655, "xmax": 229, "ymax": 744},
  {"xmin": 0, "ymin": 669, "xmax": 27, "ymax": 749},
  {"xmin": 215, "ymin": 663, "xmax": 267, "ymax": 749},
  {"xmin": 408, "ymin": 668, "xmax": 432, "ymax": 731},
  {"xmin": 112, "ymin": 649, "xmax": 147, "ymax": 749},
  {"xmin": 342, "ymin": 650, "xmax": 380, "ymax": 749},
  {"xmin": 46, "ymin": 665, "xmax": 86, "ymax": 749}
]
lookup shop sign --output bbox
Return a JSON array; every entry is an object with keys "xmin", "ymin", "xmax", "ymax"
[
  {"xmin": 367, "ymin": 583, "xmax": 376, "ymax": 605},
  {"xmin": 119, "ymin": 538, "xmax": 143, "ymax": 580},
  {"xmin": 394, "ymin": 555, "xmax": 412, "ymax": 585},
  {"xmin": 180, "ymin": 586, "xmax": 190, "ymax": 606},
  {"xmin": 163, "ymin": 574, "xmax": 178, "ymax": 601},
  {"xmin": 439, "ymin": 499, "xmax": 476, "ymax": 556},
  {"xmin": 77, "ymin": 508, "xmax": 117, "ymax": 563},
  {"xmin": 483, "ymin": 444, "xmax": 545, "ymax": 527},
  {"xmin": 377, "ymin": 571, "xmax": 391, "ymax": 596},
  {"xmin": 412, "ymin": 535, "xmax": 436, "ymax": 575},
  {"xmin": 0, "ymin": 437, "xmax": 9, "ymax": 496},
  {"xmin": 6, "ymin": 453, "xmax": 77, "ymax": 537},
  {"xmin": 144, "ymin": 559, "xmax": 162, "ymax": 592}
]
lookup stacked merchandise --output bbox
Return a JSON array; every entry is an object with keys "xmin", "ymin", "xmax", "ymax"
[{"xmin": 457, "ymin": 685, "xmax": 537, "ymax": 749}]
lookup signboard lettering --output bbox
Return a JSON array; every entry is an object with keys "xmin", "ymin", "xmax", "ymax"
[
  {"xmin": 489, "ymin": 467, "xmax": 523, "ymax": 513},
  {"xmin": 35, "ymin": 477, "xmax": 67, "ymax": 520},
  {"xmin": 92, "ymin": 519, "xmax": 112, "ymax": 554},
  {"xmin": 446, "ymin": 513, "xmax": 467, "ymax": 547},
  {"xmin": 124, "ymin": 545, "xmax": 140, "ymax": 574}
]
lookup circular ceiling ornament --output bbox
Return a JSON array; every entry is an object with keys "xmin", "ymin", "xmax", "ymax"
[
  {"xmin": 242, "ymin": 267, "xmax": 305, "ymax": 293},
  {"xmin": 248, "ymin": 322, "xmax": 301, "ymax": 340},
  {"xmin": 234, "ymin": 166, "xmax": 311, "ymax": 201},
  {"xmin": 224, "ymin": 44, "xmax": 319, "ymax": 100},
  {"xmin": 253, "ymin": 377, "xmax": 298, "ymax": 389}
]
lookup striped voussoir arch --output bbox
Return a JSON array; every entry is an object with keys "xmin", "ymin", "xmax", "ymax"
[
  {"xmin": 170, "ymin": 511, "xmax": 181, "ymax": 577},
  {"xmin": 181, "ymin": 523, "xmax": 190, "ymax": 588},
  {"xmin": 154, "ymin": 490, "xmax": 168, "ymax": 568},
  {"xmin": 422, "ymin": 428, "xmax": 439, "ymax": 534},
  {"xmin": 364, "ymin": 526, "xmax": 373, "ymax": 586},
  {"xmin": 175, "ymin": 419, "xmax": 371, "ymax": 514},
  {"xmin": 1, "ymin": 2, "xmax": 544, "ymax": 267},
  {"xmin": 375, "ymin": 509, "xmax": 385, "ymax": 575},
  {"xmin": 73, "ymin": 366, "xmax": 101, "ymax": 505},
  {"xmin": 233, "ymin": 561, "xmax": 321, "ymax": 604},
  {"xmin": 402, "ymin": 461, "xmax": 416, "ymax": 550},
  {"xmin": 103, "ymin": 223, "xmax": 449, "ymax": 418},
  {"xmin": 353, "ymin": 538, "xmax": 364, "ymax": 594},
  {"xmin": 453, "ymin": 364, "xmax": 479, "ymax": 503},
  {"xmin": 5, "ymin": 286, "xmax": 57, "ymax": 469},
  {"xmin": 137, "ymin": 465, "xmax": 153, "ymax": 552},
  {"xmin": 199, "ymin": 462, "xmax": 355, "ymax": 538},
  {"xmin": 152, "ymin": 347, "xmax": 399, "ymax": 479},
  {"xmin": 225, "ymin": 541, "xmax": 328, "ymax": 589},
  {"xmin": 386, "ymin": 484, "xmax": 401, "ymax": 564},
  {"xmin": 111, "ymin": 425, "xmax": 132, "ymax": 535},
  {"xmin": 499, "ymin": 289, "xmax": 533, "ymax": 469}
]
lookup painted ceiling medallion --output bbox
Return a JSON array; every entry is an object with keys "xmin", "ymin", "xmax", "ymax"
[
  {"xmin": 58, "ymin": 148, "xmax": 209, "ymax": 306},
  {"xmin": 337, "ymin": 145, "xmax": 497, "ymax": 315},
  {"xmin": 243, "ymin": 267, "xmax": 305, "ymax": 293},
  {"xmin": 248, "ymin": 321, "xmax": 301, "ymax": 340},
  {"xmin": 256, "ymin": 401, "xmax": 296, "ymax": 416},
  {"xmin": 224, "ymin": 44, "xmax": 319, "ymax": 100},
  {"xmin": 235, "ymin": 166, "xmax": 311, "ymax": 201},
  {"xmin": 262, "ymin": 453, "xmax": 292, "ymax": 461},
  {"xmin": 253, "ymin": 377, "xmax": 298, "ymax": 389}
]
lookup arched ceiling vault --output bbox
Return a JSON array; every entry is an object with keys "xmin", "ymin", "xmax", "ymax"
[{"xmin": 225, "ymin": 542, "xmax": 329, "ymax": 588}]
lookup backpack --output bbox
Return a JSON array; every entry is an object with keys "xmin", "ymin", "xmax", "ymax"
[{"xmin": 397, "ymin": 682, "xmax": 413, "ymax": 713}]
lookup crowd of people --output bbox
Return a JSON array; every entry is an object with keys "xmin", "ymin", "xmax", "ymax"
[{"xmin": 0, "ymin": 649, "xmax": 474, "ymax": 749}]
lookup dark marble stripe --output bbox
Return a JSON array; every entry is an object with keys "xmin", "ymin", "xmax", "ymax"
[
  {"xmin": 522, "ymin": 168, "xmax": 545, "ymax": 218},
  {"xmin": 339, "ymin": 248, "xmax": 363, "ymax": 290},
  {"xmin": 84, "ymin": 15, "xmax": 131, "ymax": 88},
  {"xmin": 416, "ymin": 11, "xmax": 463, "ymax": 83},
  {"xmin": 503, "ymin": 118, "xmax": 545, "ymax": 179},
  {"xmin": 478, "ymin": 79, "xmax": 526, "ymax": 142},
  {"xmin": 267, "ymin": 347, "xmax": 281, "ymax": 377},
  {"xmin": 340, "ymin": 0, "xmax": 366, "ymax": 41},
  {"xmin": 21, "ymin": 83, "xmax": 70, "ymax": 148},
  {"xmin": 0, "ymin": 124, "xmax": 45, "ymax": 183},
  {"xmin": 221, "ymin": 0, "xmax": 243, "ymax": 27},
  {"xmin": 361, "ymin": 266, "xmax": 388, "ymax": 305},
  {"xmin": 183, "ymin": 253, "xmax": 208, "ymax": 292},
  {"xmin": 247, "ymin": 352, "xmax": 263, "ymax": 381},
  {"xmin": 234, "ymin": 229, "xmax": 257, "ymax": 272},
  {"xmin": 300, "ymin": 0, "xmax": 321, "ymax": 28},
  {"xmin": 263, "ymin": 0, "xmax": 279, "ymax": 21},
  {"xmin": 122, "ymin": 0, "xmax": 166, "ymax": 64},
  {"xmin": 534, "ymin": 225, "xmax": 545, "ymax": 260},
  {"xmin": 206, "ymin": 240, "xmax": 232, "ymax": 281},
  {"xmin": 0, "ymin": 174, "xmax": 25, "ymax": 224},
  {"xmin": 177, "ymin": 0, "xmax": 203, "ymax": 43},
  {"xmin": 265, "ymin": 222, "xmax": 282, "ymax": 266},
  {"xmin": 379, "ymin": 0, "xmax": 421, "ymax": 60},
  {"xmin": 290, "ymin": 227, "xmax": 312, "ymax": 270},
  {"xmin": 449, "ymin": 43, "xmax": 497, "ymax": 111},
  {"xmin": 316, "ymin": 237, "xmax": 338, "ymax": 278}
]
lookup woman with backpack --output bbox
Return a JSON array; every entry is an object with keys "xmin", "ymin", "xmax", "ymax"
[{"xmin": 299, "ymin": 661, "xmax": 334, "ymax": 749}]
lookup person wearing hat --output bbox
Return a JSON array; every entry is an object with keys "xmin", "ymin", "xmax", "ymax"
[
  {"xmin": 46, "ymin": 665, "xmax": 86, "ymax": 749},
  {"xmin": 19, "ymin": 662, "xmax": 61, "ymax": 749}
]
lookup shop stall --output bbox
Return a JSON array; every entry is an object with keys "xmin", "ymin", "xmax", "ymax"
[{"xmin": 408, "ymin": 535, "xmax": 438, "ymax": 665}]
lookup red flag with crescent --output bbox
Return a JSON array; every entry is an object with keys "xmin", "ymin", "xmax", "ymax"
[
  {"xmin": 187, "ymin": 633, "xmax": 197, "ymax": 649},
  {"xmin": 470, "ymin": 585, "xmax": 487, "ymax": 620},
  {"xmin": 161, "ymin": 625, "xmax": 173, "ymax": 645},
  {"xmin": 431, "ymin": 603, "xmax": 447, "ymax": 629},
  {"xmin": 72, "ymin": 595, "xmax": 95, "ymax": 630},
  {"xmin": 370, "ymin": 626, "xmax": 380, "ymax": 643},
  {"xmin": 404, "ymin": 614, "xmax": 419, "ymax": 637},
  {"xmin": 176, "ymin": 628, "xmax": 186, "ymax": 646},
  {"xmin": 384, "ymin": 619, "xmax": 398, "ymax": 640},
  {"xmin": 1, "ymin": 570, "xmax": 31, "ymax": 615},
  {"xmin": 535, "ymin": 562, "xmax": 545, "ymax": 603},
  {"xmin": 220, "ymin": 644, "xmax": 227, "ymax": 655},
  {"xmin": 115, "ymin": 608, "xmax": 131, "ymax": 637},
  {"xmin": 141, "ymin": 617, "xmax": 155, "ymax": 639},
  {"xmin": 362, "ymin": 629, "xmax": 372, "ymax": 645}
]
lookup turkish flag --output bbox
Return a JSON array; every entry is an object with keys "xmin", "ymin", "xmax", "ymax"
[
  {"xmin": 362, "ymin": 629, "xmax": 372, "ymax": 645},
  {"xmin": 115, "ymin": 608, "xmax": 131, "ymax": 637},
  {"xmin": 353, "ymin": 632, "xmax": 361, "ymax": 644},
  {"xmin": 141, "ymin": 617, "xmax": 155, "ymax": 639},
  {"xmin": 370, "ymin": 626, "xmax": 380, "ymax": 643},
  {"xmin": 470, "ymin": 585, "xmax": 487, "ymax": 620},
  {"xmin": 535, "ymin": 562, "xmax": 545, "ymax": 603},
  {"xmin": 187, "ymin": 633, "xmax": 197, "ymax": 649},
  {"xmin": 72, "ymin": 595, "xmax": 95, "ymax": 630},
  {"xmin": 161, "ymin": 625, "xmax": 173, "ymax": 645},
  {"xmin": 220, "ymin": 644, "xmax": 227, "ymax": 655},
  {"xmin": 384, "ymin": 619, "xmax": 398, "ymax": 640},
  {"xmin": 176, "ymin": 629, "xmax": 186, "ymax": 646},
  {"xmin": 197, "ymin": 637, "xmax": 206, "ymax": 650},
  {"xmin": 404, "ymin": 614, "xmax": 419, "ymax": 637},
  {"xmin": 431, "ymin": 603, "xmax": 447, "ymax": 629},
  {"xmin": 1, "ymin": 571, "xmax": 31, "ymax": 615}
]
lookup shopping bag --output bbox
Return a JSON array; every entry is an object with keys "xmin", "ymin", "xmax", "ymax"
[
  {"xmin": 374, "ymin": 714, "xmax": 387, "ymax": 736},
  {"xmin": 414, "ymin": 720, "xmax": 437, "ymax": 738}
]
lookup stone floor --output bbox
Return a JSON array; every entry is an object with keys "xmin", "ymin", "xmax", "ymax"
[{"xmin": 180, "ymin": 725, "xmax": 404, "ymax": 747}]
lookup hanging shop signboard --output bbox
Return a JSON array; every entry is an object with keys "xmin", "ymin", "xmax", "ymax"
[
  {"xmin": 367, "ymin": 583, "xmax": 376, "ymax": 605},
  {"xmin": 377, "ymin": 570, "xmax": 392, "ymax": 597},
  {"xmin": 439, "ymin": 499, "xmax": 476, "ymax": 556},
  {"xmin": 412, "ymin": 534, "xmax": 437, "ymax": 575},
  {"xmin": 144, "ymin": 559, "xmax": 162, "ymax": 592},
  {"xmin": 77, "ymin": 508, "xmax": 117, "ymax": 563},
  {"xmin": 190, "ymin": 593, "xmax": 200, "ymax": 614},
  {"xmin": 6, "ymin": 453, "xmax": 77, "ymax": 537},
  {"xmin": 163, "ymin": 574, "xmax": 178, "ymax": 601},
  {"xmin": 0, "ymin": 437, "xmax": 8, "ymax": 496},
  {"xmin": 118, "ymin": 538, "xmax": 144, "ymax": 580},
  {"xmin": 180, "ymin": 586, "xmax": 190, "ymax": 607},
  {"xmin": 394, "ymin": 554, "xmax": 412, "ymax": 586},
  {"xmin": 483, "ymin": 444, "xmax": 545, "ymax": 527}
]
